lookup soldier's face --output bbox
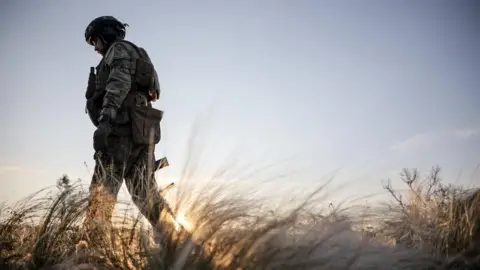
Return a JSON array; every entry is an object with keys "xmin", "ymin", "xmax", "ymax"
[{"xmin": 91, "ymin": 37, "xmax": 106, "ymax": 56}]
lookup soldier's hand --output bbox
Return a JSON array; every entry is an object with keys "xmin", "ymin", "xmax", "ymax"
[
  {"xmin": 93, "ymin": 121, "xmax": 111, "ymax": 152},
  {"xmin": 93, "ymin": 108, "xmax": 115, "ymax": 152}
]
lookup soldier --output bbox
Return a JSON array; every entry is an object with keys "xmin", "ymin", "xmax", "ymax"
[{"xmin": 83, "ymin": 16, "xmax": 166, "ymax": 233}]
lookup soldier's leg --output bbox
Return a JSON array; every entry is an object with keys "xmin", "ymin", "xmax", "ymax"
[
  {"xmin": 84, "ymin": 136, "xmax": 130, "ymax": 228},
  {"xmin": 124, "ymin": 145, "xmax": 166, "ymax": 227},
  {"xmin": 84, "ymin": 157, "xmax": 123, "ymax": 227}
]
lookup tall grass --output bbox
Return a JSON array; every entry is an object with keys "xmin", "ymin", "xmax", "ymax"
[
  {"xmin": 376, "ymin": 166, "xmax": 480, "ymax": 268},
  {"xmin": 1, "ymin": 165, "xmax": 478, "ymax": 269}
]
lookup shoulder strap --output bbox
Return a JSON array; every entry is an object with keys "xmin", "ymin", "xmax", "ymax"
[{"xmin": 112, "ymin": 39, "xmax": 152, "ymax": 62}]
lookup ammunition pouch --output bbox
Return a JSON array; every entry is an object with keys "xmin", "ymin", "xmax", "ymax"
[{"xmin": 129, "ymin": 104, "xmax": 163, "ymax": 145}]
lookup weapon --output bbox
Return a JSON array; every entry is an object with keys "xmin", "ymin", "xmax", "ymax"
[
  {"xmin": 85, "ymin": 66, "xmax": 106, "ymax": 127},
  {"xmin": 152, "ymin": 158, "xmax": 185, "ymax": 228},
  {"xmin": 155, "ymin": 157, "xmax": 169, "ymax": 171},
  {"xmin": 152, "ymin": 157, "xmax": 189, "ymax": 233},
  {"xmin": 85, "ymin": 67, "xmax": 96, "ymax": 99}
]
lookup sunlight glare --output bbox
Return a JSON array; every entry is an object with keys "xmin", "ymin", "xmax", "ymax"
[{"xmin": 172, "ymin": 211, "xmax": 193, "ymax": 232}]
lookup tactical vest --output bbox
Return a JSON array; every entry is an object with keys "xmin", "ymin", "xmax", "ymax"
[{"xmin": 85, "ymin": 40, "xmax": 160, "ymax": 127}]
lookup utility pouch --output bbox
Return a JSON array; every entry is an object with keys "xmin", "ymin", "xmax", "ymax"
[{"xmin": 130, "ymin": 105, "xmax": 163, "ymax": 145}]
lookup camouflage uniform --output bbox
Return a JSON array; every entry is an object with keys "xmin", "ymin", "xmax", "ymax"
[{"xmin": 84, "ymin": 39, "xmax": 165, "ymax": 229}]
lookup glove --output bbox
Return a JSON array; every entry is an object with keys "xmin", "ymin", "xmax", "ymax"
[
  {"xmin": 93, "ymin": 121, "xmax": 111, "ymax": 152},
  {"xmin": 93, "ymin": 108, "xmax": 116, "ymax": 152}
]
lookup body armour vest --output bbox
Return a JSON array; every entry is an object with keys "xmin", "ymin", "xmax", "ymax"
[{"xmin": 85, "ymin": 40, "xmax": 161, "ymax": 127}]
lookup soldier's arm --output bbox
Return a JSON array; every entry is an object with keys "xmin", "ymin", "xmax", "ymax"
[{"xmin": 102, "ymin": 42, "xmax": 133, "ymax": 111}]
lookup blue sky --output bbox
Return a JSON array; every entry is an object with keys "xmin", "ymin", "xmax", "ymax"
[{"xmin": 0, "ymin": 1, "xmax": 479, "ymax": 204}]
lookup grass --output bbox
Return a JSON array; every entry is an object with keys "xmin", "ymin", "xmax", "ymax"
[
  {"xmin": 377, "ymin": 166, "xmax": 480, "ymax": 267},
  {"xmin": 0, "ymin": 167, "xmax": 478, "ymax": 269}
]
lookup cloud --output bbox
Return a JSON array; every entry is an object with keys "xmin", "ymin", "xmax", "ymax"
[
  {"xmin": 391, "ymin": 126, "xmax": 480, "ymax": 154},
  {"xmin": 454, "ymin": 128, "xmax": 480, "ymax": 139},
  {"xmin": 0, "ymin": 166, "xmax": 21, "ymax": 174},
  {"xmin": 390, "ymin": 132, "xmax": 443, "ymax": 153}
]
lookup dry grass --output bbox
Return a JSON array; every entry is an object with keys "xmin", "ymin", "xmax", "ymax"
[
  {"xmin": 373, "ymin": 166, "xmax": 480, "ymax": 268},
  {"xmin": 1, "ymin": 166, "xmax": 479, "ymax": 270},
  {"xmin": 1, "ymin": 121, "xmax": 479, "ymax": 270}
]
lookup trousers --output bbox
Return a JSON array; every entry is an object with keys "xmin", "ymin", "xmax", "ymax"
[{"xmin": 84, "ymin": 131, "xmax": 165, "ymax": 229}]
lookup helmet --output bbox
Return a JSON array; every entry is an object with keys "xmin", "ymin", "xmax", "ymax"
[{"xmin": 85, "ymin": 16, "xmax": 128, "ymax": 45}]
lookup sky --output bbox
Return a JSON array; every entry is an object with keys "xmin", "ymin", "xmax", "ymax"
[{"xmin": 0, "ymin": 0, "xmax": 479, "ymax": 205}]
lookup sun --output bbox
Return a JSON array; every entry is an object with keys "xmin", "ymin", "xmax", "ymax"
[{"xmin": 172, "ymin": 211, "xmax": 193, "ymax": 232}]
